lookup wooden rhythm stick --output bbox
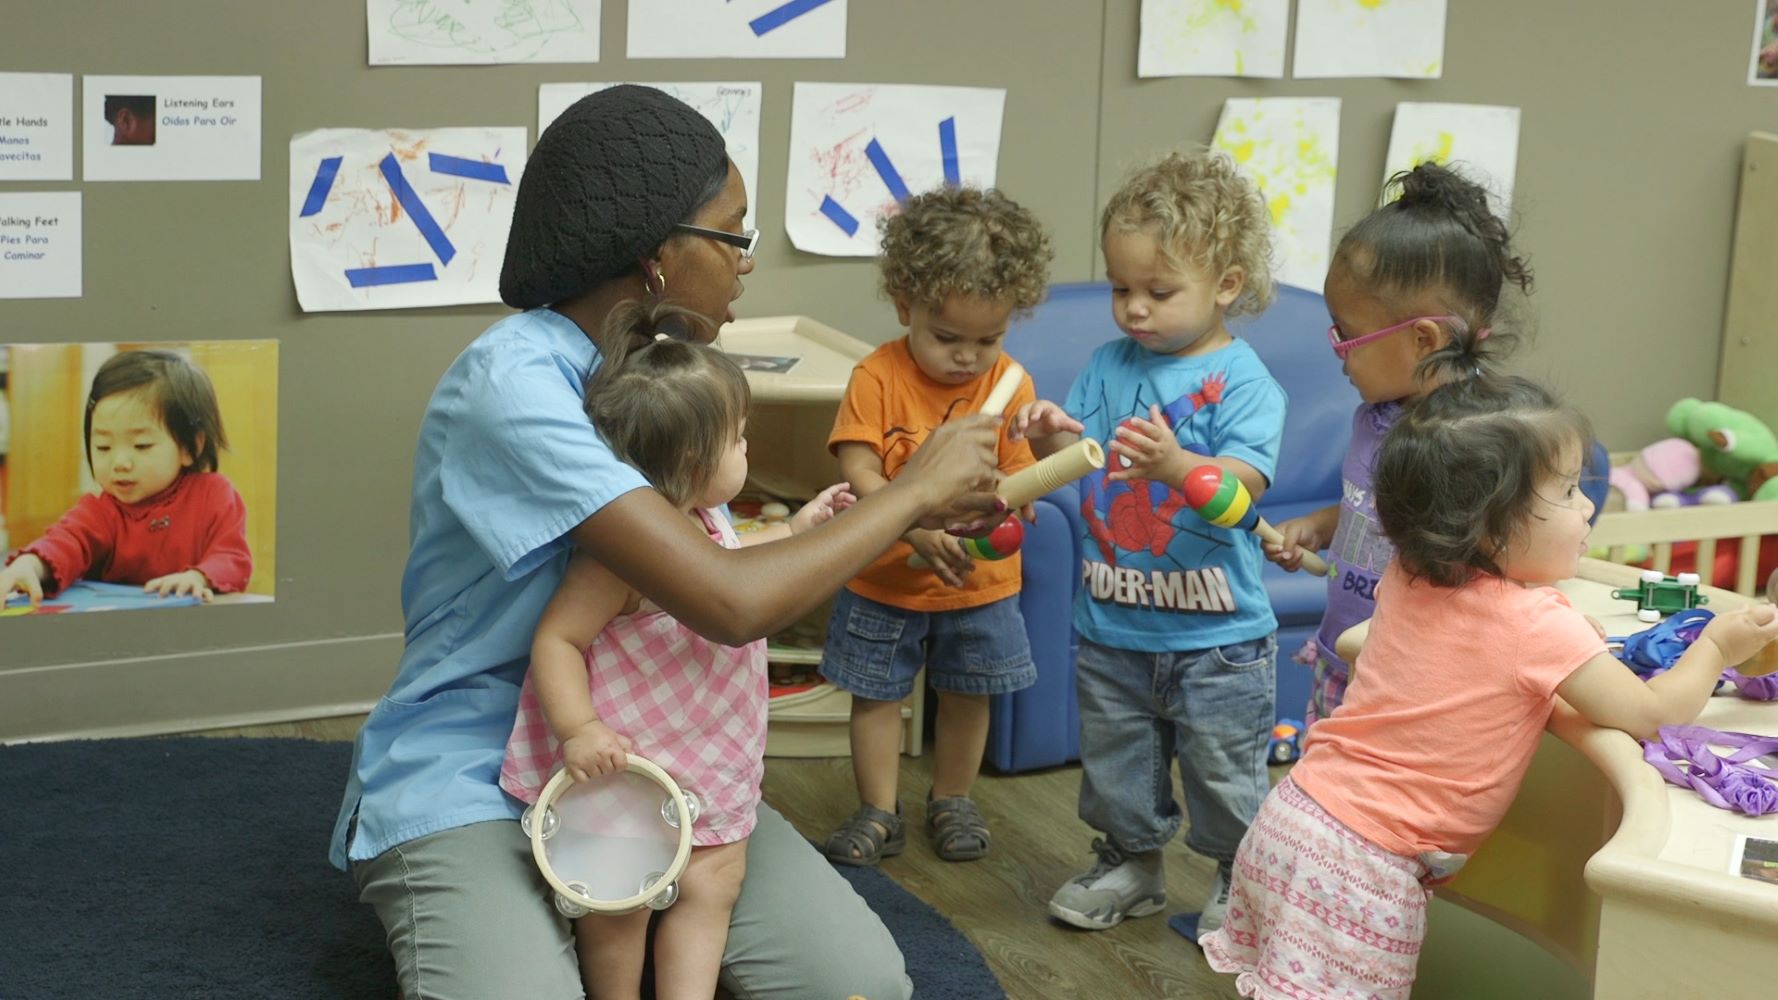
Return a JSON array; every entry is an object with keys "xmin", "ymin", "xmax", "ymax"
[
  {"xmin": 908, "ymin": 439, "xmax": 1106, "ymax": 569},
  {"xmin": 906, "ymin": 362, "xmax": 1026, "ymax": 570},
  {"xmin": 1180, "ymin": 464, "xmax": 1331, "ymax": 577}
]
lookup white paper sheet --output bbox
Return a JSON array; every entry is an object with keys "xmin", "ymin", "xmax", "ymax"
[
  {"xmin": 1382, "ymin": 103, "xmax": 1521, "ymax": 216},
  {"xmin": 0, "ymin": 193, "xmax": 81, "ymax": 299},
  {"xmin": 367, "ymin": 0, "xmax": 601, "ymax": 65},
  {"xmin": 83, "ymin": 76, "xmax": 261, "ymax": 182},
  {"xmin": 1292, "ymin": 0, "xmax": 1446, "ymax": 79},
  {"xmin": 1138, "ymin": 0, "xmax": 1289, "ymax": 79},
  {"xmin": 0, "ymin": 73, "xmax": 74, "ymax": 181},
  {"xmin": 627, "ymin": 0, "xmax": 845, "ymax": 59},
  {"xmin": 1211, "ymin": 98, "xmax": 1340, "ymax": 292},
  {"xmin": 289, "ymin": 128, "xmax": 526, "ymax": 312},
  {"xmin": 785, "ymin": 82, "xmax": 1004, "ymax": 257},
  {"xmin": 539, "ymin": 82, "xmax": 760, "ymax": 231}
]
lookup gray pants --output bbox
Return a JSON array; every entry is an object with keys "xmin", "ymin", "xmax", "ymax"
[{"xmin": 353, "ymin": 805, "xmax": 913, "ymax": 1000}]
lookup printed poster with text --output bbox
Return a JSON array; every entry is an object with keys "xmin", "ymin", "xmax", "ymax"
[{"xmin": 83, "ymin": 75, "xmax": 260, "ymax": 181}]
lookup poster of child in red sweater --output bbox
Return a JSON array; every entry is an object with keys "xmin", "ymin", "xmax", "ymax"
[{"xmin": 0, "ymin": 341, "xmax": 276, "ymax": 616}]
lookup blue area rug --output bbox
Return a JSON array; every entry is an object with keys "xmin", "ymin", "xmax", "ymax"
[{"xmin": 0, "ymin": 737, "xmax": 1002, "ymax": 999}]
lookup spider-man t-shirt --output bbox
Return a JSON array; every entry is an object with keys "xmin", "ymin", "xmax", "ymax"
[{"xmin": 1063, "ymin": 336, "xmax": 1286, "ymax": 652}]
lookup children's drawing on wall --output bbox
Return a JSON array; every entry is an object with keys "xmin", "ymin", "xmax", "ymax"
[
  {"xmin": 1211, "ymin": 97, "xmax": 1340, "ymax": 291},
  {"xmin": 367, "ymin": 0, "xmax": 602, "ymax": 65},
  {"xmin": 784, "ymin": 82, "xmax": 1005, "ymax": 257},
  {"xmin": 1381, "ymin": 103, "xmax": 1521, "ymax": 216},
  {"xmin": 1138, "ymin": 0, "xmax": 1289, "ymax": 79},
  {"xmin": 0, "ymin": 341, "xmax": 278, "ymax": 618},
  {"xmin": 1292, "ymin": 0, "xmax": 1446, "ymax": 79},
  {"xmin": 289, "ymin": 127, "xmax": 527, "ymax": 312},
  {"xmin": 1751, "ymin": 0, "xmax": 1778, "ymax": 85},
  {"xmin": 627, "ymin": 0, "xmax": 846, "ymax": 59},
  {"xmin": 539, "ymin": 82, "xmax": 761, "ymax": 231}
]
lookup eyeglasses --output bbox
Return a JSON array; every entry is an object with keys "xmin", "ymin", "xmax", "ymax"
[
  {"xmin": 674, "ymin": 223, "xmax": 759, "ymax": 260},
  {"xmin": 1326, "ymin": 314, "xmax": 1459, "ymax": 359}
]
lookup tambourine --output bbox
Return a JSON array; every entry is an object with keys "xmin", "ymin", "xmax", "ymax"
[{"xmin": 520, "ymin": 754, "xmax": 700, "ymax": 917}]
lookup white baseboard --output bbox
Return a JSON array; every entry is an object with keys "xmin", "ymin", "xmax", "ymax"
[{"xmin": 0, "ymin": 632, "xmax": 402, "ymax": 743}]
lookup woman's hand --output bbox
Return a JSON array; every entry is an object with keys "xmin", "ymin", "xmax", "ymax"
[
  {"xmin": 905, "ymin": 528, "xmax": 975, "ymax": 588},
  {"xmin": 561, "ymin": 721, "xmax": 633, "ymax": 782},
  {"xmin": 896, "ymin": 414, "xmax": 1005, "ymax": 530},
  {"xmin": 0, "ymin": 555, "xmax": 47, "ymax": 607},
  {"xmin": 144, "ymin": 569, "xmax": 215, "ymax": 602},
  {"xmin": 791, "ymin": 482, "xmax": 856, "ymax": 535}
]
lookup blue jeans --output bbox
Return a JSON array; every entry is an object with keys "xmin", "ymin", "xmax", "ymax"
[
  {"xmin": 1074, "ymin": 635, "xmax": 1276, "ymax": 863},
  {"xmin": 820, "ymin": 589, "xmax": 1036, "ymax": 702}
]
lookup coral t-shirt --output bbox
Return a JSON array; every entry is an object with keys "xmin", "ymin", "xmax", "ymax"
[
  {"xmin": 1290, "ymin": 563, "xmax": 1605, "ymax": 858},
  {"xmin": 828, "ymin": 338, "xmax": 1035, "ymax": 612}
]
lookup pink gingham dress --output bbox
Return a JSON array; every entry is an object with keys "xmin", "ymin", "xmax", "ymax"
[{"xmin": 500, "ymin": 508, "xmax": 768, "ymax": 845}]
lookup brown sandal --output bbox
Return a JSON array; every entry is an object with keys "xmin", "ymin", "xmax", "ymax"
[
  {"xmin": 823, "ymin": 802, "xmax": 905, "ymax": 867},
  {"xmin": 927, "ymin": 794, "xmax": 990, "ymax": 862}
]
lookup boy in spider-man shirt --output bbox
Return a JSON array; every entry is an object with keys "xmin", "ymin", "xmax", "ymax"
[{"xmin": 1011, "ymin": 148, "xmax": 1286, "ymax": 937}]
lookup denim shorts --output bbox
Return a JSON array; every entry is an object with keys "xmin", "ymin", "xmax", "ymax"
[{"xmin": 818, "ymin": 589, "xmax": 1037, "ymax": 702}]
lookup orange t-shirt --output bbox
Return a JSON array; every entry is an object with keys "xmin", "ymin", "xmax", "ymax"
[
  {"xmin": 1289, "ymin": 563, "xmax": 1604, "ymax": 858},
  {"xmin": 828, "ymin": 339, "xmax": 1036, "ymax": 612}
]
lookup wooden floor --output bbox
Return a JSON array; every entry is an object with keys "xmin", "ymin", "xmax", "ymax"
[{"xmin": 205, "ymin": 714, "xmax": 1241, "ymax": 999}]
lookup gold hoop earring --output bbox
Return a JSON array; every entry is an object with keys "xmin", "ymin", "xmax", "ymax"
[{"xmin": 651, "ymin": 269, "xmax": 668, "ymax": 296}]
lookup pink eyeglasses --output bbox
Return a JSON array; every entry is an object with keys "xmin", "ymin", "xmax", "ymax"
[{"xmin": 1326, "ymin": 314, "xmax": 1462, "ymax": 359}]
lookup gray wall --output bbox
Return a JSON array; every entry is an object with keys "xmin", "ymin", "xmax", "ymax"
[{"xmin": 2, "ymin": 1, "xmax": 1771, "ymax": 737}]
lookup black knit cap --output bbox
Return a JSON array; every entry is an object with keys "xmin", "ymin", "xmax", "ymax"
[{"xmin": 500, "ymin": 85, "xmax": 729, "ymax": 309}]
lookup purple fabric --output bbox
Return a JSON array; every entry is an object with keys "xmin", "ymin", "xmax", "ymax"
[
  {"xmin": 1312, "ymin": 403, "xmax": 1402, "ymax": 679},
  {"xmin": 1642, "ymin": 725, "xmax": 1778, "ymax": 815},
  {"xmin": 1610, "ymin": 608, "xmax": 1778, "ymax": 700}
]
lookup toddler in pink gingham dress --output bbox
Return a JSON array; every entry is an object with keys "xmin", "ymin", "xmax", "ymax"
[
  {"xmin": 498, "ymin": 333, "xmax": 854, "ymax": 1000},
  {"xmin": 501, "ymin": 506, "xmax": 770, "ymax": 843}
]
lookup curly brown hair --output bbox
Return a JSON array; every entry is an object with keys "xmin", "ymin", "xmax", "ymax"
[
  {"xmin": 1335, "ymin": 161, "xmax": 1534, "ymax": 386},
  {"xmin": 1100, "ymin": 148, "xmax": 1275, "ymax": 317},
  {"xmin": 878, "ymin": 186, "xmax": 1053, "ymax": 312}
]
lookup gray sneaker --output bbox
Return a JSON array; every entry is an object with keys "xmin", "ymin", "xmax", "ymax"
[
  {"xmin": 1048, "ymin": 838, "xmax": 1166, "ymax": 930},
  {"xmin": 1196, "ymin": 862, "xmax": 1233, "ymax": 934}
]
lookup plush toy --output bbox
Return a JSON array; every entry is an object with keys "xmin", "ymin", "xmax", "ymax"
[
  {"xmin": 1605, "ymin": 438, "xmax": 1738, "ymax": 512},
  {"xmin": 1667, "ymin": 399, "xmax": 1778, "ymax": 502}
]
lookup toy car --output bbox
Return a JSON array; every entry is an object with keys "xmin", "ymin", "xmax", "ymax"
[
  {"xmin": 1611, "ymin": 569, "xmax": 1707, "ymax": 623},
  {"xmin": 1268, "ymin": 719, "xmax": 1302, "ymax": 765}
]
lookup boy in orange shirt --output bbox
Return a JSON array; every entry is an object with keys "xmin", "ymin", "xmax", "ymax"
[{"xmin": 820, "ymin": 186, "xmax": 1053, "ymax": 866}]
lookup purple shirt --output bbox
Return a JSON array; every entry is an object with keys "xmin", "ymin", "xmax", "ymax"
[{"xmin": 1313, "ymin": 402, "xmax": 1402, "ymax": 676}]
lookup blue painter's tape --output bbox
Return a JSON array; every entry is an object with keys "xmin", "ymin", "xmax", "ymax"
[
  {"xmin": 819, "ymin": 195, "xmax": 859, "ymax": 236},
  {"xmin": 865, "ymin": 139, "xmax": 911, "ymax": 204},
  {"xmin": 345, "ymin": 263, "xmax": 438, "ymax": 287},
  {"xmin": 379, "ymin": 153, "xmax": 456, "ymax": 266},
  {"xmin": 749, "ymin": 0, "xmax": 837, "ymax": 36},
  {"xmin": 939, "ymin": 118, "xmax": 960, "ymax": 187},
  {"xmin": 429, "ymin": 153, "xmax": 510, "ymax": 184},
  {"xmin": 299, "ymin": 156, "xmax": 342, "ymax": 217}
]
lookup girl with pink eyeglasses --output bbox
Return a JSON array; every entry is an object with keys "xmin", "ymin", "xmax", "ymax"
[{"xmin": 1263, "ymin": 162, "xmax": 1532, "ymax": 726}]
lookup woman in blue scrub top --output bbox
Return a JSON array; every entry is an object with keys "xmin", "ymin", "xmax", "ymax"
[{"xmin": 330, "ymin": 86, "xmax": 1004, "ymax": 1000}]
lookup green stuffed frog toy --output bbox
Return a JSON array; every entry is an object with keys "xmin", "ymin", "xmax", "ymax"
[{"xmin": 1667, "ymin": 398, "xmax": 1778, "ymax": 501}]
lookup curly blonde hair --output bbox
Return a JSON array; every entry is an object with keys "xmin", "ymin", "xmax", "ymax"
[
  {"xmin": 878, "ymin": 186, "xmax": 1053, "ymax": 312},
  {"xmin": 1101, "ymin": 148, "xmax": 1275, "ymax": 317}
]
